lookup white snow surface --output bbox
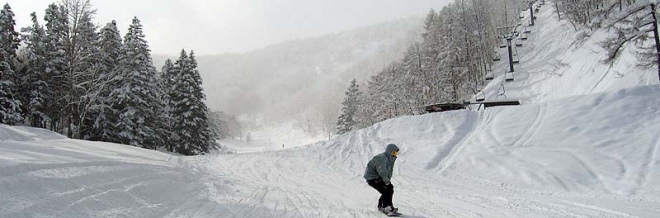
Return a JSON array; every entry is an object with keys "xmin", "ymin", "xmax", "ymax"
[
  {"xmin": 220, "ymin": 121, "xmax": 327, "ymax": 154},
  {"xmin": 2, "ymin": 3, "xmax": 660, "ymax": 218}
]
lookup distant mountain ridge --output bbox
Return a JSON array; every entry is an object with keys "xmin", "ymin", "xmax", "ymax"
[{"xmin": 155, "ymin": 17, "xmax": 424, "ymax": 132}]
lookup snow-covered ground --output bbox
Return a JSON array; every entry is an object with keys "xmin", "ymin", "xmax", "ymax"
[
  {"xmin": 483, "ymin": 2, "xmax": 657, "ymax": 103},
  {"xmin": 2, "ymin": 2, "xmax": 660, "ymax": 218},
  {"xmin": 220, "ymin": 121, "xmax": 326, "ymax": 154}
]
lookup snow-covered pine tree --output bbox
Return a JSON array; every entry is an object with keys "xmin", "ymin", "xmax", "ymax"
[
  {"xmin": 207, "ymin": 110, "xmax": 223, "ymax": 141},
  {"xmin": 43, "ymin": 3, "xmax": 69, "ymax": 131},
  {"xmin": 157, "ymin": 59, "xmax": 175, "ymax": 152},
  {"xmin": 170, "ymin": 50, "xmax": 212, "ymax": 155},
  {"xmin": 20, "ymin": 12, "xmax": 50, "ymax": 128},
  {"xmin": 336, "ymin": 79, "xmax": 361, "ymax": 134},
  {"xmin": 0, "ymin": 3, "xmax": 23, "ymax": 125},
  {"xmin": 87, "ymin": 20, "xmax": 122, "ymax": 141},
  {"xmin": 188, "ymin": 51, "xmax": 217, "ymax": 149},
  {"xmin": 108, "ymin": 17, "xmax": 161, "ymax": 149}
]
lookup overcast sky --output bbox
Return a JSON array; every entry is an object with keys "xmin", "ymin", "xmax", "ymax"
[{"xmin": 7, "ymin": 0, "xmax": 450, "ymax": 55}]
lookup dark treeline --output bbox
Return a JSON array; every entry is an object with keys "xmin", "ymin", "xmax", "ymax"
[{"xmin": 0, "ymin": 0, "xmax": 218, "ymax": 155}]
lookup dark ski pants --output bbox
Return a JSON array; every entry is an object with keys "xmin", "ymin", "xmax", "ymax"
[{"xmin": 367, "ymin": 179, "xmax": 394, "ymax": 208}]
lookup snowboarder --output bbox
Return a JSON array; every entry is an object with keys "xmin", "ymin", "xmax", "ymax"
[{"xmin": 364, "ymin": 143, "xmax": 400, "ymax": 216}]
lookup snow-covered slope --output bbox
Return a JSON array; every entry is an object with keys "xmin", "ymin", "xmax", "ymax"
[
  {"xmin": 483, "ymin": 3, "xmax": 657, "ymax": 103},
  {"xmin": 2, "ymin": 2, "xmax": 660, "ymax": 218},
  {"xmin": 198, "ymin": 84, "xmax": 660, "ymax": 217},
  {"xmin": 0, "ymin": 125, "xmax": 232, "ymax": 217},
  {"xmin": 2, "ymin": 83, "xmax": 659, "ymax": 217}
]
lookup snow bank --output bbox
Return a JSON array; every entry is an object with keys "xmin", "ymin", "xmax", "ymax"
[
  {"xmin": 0, "ymin": 125, "xmax": 230, "ymax": 218},
  {"xmin": 0, "ymin": 124, "xmax": 66, "ymax": 141}
]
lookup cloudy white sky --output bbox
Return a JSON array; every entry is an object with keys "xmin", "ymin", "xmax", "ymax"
[{"xmin": 7, "ymin": 0, "xmax": 450, "ymax": 55}]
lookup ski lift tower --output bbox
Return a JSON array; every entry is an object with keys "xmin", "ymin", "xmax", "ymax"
[
  {"xmin": 526, "ymin": 0, "xmax": 536, "ymax": 26},
  {"xmin": 497, "ymin": 25, "xmax": 517, "ymax": 73}
]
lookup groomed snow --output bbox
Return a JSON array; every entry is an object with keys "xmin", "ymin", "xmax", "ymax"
[{"xmin": 1, "ymin": 2, "xmax": 659, "ymax": 218}]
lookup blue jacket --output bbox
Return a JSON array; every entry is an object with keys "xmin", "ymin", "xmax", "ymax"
[{"xmin": 364, "ymin": 144, "xmax": 399, "ymax": 185}]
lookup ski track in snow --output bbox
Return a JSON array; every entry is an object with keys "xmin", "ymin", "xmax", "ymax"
[
  {"xmin": 639, "ymin": 128, "xmax": 660, "ymax": 193},
  {"xmin": 432, "ymin": 112, "xmax": 478, "ymax": 174},
  {"xmin": 510, "ymin": 103, "xmax": 544, "ymax": 148}
]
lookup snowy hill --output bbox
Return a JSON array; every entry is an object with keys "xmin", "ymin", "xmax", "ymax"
[
  {"xmin": 2, "ymin": 2, "xmax": 660, "ymax": 218},
  {"xmin": 482, "ymin": 4, "xmax": 657, "ymax": 103},
  {"xmin": 155, "ymin": 18, "xmax": 422, "ymax": 120}
]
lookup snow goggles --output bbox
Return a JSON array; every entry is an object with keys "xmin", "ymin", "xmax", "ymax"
[{"xmin": 390, "ymin": 150, "xmax": 398, "ymax": 157}]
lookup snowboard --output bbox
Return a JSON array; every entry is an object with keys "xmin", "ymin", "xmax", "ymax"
[
  {"xmin": 379, "ymin": 209, "xmax": 402, "ymax": 217},
  {"xmin": 383, "ymin": 211, "xmax": 402, "ymax": 217}
]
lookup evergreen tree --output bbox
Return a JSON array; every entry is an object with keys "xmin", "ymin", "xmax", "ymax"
[
  {"xmin": 169, "ymin": 50, "xmax": 212, "ymax": 155},
  {"xmin": 156, "ymin": 59, "xmax": 175, "ymax": 151},
  {"xmin": 21, "ymin": 12, "xmax": 50, "ymax": 127},
  {"xmin": 87, "ymin": 20, "xmax": 122, "ymax": 141},
  {"xmin": 108, "ymin": 17, "xmax": 161, "ymax": 149},
  {"xmin": 43, "ymin": 3, "xmax": 68, "ymax": 131},
  {"xmin": 336, "ymin": 79, "xmax": 361, "ymax": 134},
  {"xmin": 189, "ymin": 51, "xmax": 216, "ymax": 149},
  {"xmin": 0, "ymin": 3, "xmax": 23, "ymax": 124}
]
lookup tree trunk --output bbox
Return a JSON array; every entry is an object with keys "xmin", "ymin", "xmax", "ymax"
[
  {"xmin": 555, "ymin": 1, "xmax": 561, "ymax": 19},
  {"xmin": 651, "ymin": 4, "xmax": 660, "ymax": 82}
]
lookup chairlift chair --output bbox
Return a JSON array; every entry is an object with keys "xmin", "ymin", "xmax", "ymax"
[
  {"xmin": 485, "ymin": 70, "xmax": 494, "ymax": 81},
  {"xmin": 524, "ymin": 28, "xmax": 531, "ymax": 34},
  {"xmin": 521, "ymin": 34, "xmax": 528, "ymax": 40},
  {"xmin": 493, "ymin": 52, "xmax": 501, "ymax": 61},
  {"xmin": 515, "ymin": 39, "xmax": 523, "ymax": 47},
  {"xmin": 512, "ymin": 54, "xmax": 520, "ymax": 64},
  {"xmin": 475, "ymin": 91, "xmax": 486, "ymax": 102},
  {"xmin": 505, "ymin": 71, "xmax": 515, "ymax": 82}
]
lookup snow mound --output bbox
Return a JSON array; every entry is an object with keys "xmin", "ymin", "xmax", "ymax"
[
  {"xmin": 0, "ymin": 125, "xmax": 67, "ymax": 141},
  {"xmin": 0, "ymin": 126, "xmax": 231, "ymax": 218}
]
